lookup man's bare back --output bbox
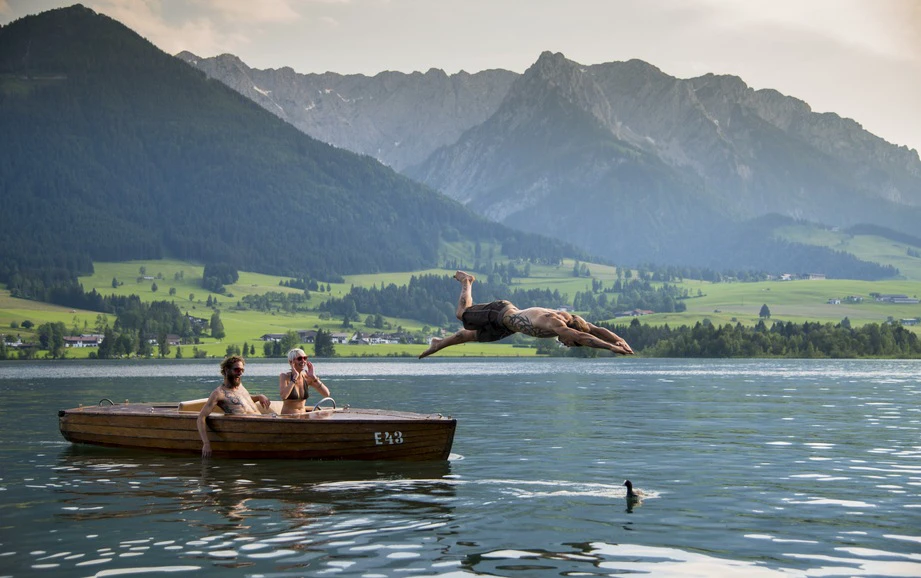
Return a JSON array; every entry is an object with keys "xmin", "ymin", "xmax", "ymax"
[{"xmin": 504, "ymin": 308, "xmax": 566, "ymax": 339}]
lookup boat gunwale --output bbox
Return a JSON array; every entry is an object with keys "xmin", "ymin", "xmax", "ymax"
[{"xmin": 59, "ymin": 402, "xmax": 454, "ymax": 423}]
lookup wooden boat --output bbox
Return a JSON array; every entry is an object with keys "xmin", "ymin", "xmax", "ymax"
[{"xmin": 59, "ymin": 398, "xmax": 456, "ymax": 461}]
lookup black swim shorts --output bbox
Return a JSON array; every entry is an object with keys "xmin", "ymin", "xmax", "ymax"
[{"xmin": 462, "ymin": 300, "xmax": 514, "ymax": 342}]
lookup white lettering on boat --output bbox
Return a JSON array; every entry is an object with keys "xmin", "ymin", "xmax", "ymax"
[{"xmin": 374, "ymin": 431, "xmax": 404, "ymax": 445}]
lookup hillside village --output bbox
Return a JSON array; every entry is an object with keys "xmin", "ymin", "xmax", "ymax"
[{"xmin": 259, "ymin": 330, "xmax": 406, "ymax": 346}]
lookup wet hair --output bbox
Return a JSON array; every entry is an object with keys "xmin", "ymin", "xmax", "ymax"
[
  {"xmin": 287, "ymin": 348, "xmax": 307, "ymax": 362},
  {"xmin": 566, "ymin": 315, "xmax": 591, "ymax": 333},
  {"xmin": 220, "ymin": 355, "xmax": 245, "ymax": 377}
]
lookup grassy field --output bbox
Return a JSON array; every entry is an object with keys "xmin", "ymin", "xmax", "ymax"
[
  {"xmin": 641, "ymin": 278, "xmax": 920, "ymax": 329},
  {"xmin": 2, "ymin": 244, "xmax": 919, "ymax": 359},
  {"xmin": 776, "ymin": 224, "xmax": 921, "ymax": 280},
  {"xmin": 0, "ymin": 291, "xmax": 103, "ymax": 345}
]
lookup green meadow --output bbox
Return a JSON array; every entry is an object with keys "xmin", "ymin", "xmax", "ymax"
[
  {"xmin": 646, "ymin": 278, "xmax": 920, "ymax": 329},
  {"xmin": 776, "ymin": 224, "xmax": 921, "ymax": 281},
  {"xmin": 2, "ymin": 245, "xmax": 919, "ymax": 359}
]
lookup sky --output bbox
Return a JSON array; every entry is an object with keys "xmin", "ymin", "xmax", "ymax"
[{"xmin": 3, "ymin": 0, "xmax": 920, "ymax": 153}]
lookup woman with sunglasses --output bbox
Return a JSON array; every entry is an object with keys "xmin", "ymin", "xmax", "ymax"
[{"xmin": 279, "ymin": 348, "xmax": 330, "ymax": 415}]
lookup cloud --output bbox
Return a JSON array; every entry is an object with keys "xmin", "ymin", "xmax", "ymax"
[
  {"xmin": 202, "ymin": 0, "xmax": 302, "ymax": 24},
  {"xmin": 81, "ymin": 0, "xmax": 245, "ymax": 57},
  {"xmin": 884, "ymin": 0, "xmax": 921, "ymax": 63},
  {"xmin": 0, "ymin": 0, "xmax": 10, "ymax": 17},
  {"xmin": 692, "ymin": 0, "xmax": 902, "ymax": 57},
  {"xmin": 86, "ymin": 0, "xmax": 351, "ymax": 59}
]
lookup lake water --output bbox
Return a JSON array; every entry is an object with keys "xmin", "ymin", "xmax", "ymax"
[{"xmin": 0, "ymin": 358, "xmax": 919, "ymax": 577}]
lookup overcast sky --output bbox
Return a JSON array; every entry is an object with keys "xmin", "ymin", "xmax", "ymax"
[{"xmin": 3, "ymin": 0, "xmax": 920, "ymax": 153}]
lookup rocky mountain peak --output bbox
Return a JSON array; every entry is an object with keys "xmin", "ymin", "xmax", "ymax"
[
  {"xmin": 212, "ymin": 53, "xmax": 248, "ymax": 68},
  {"xmin": 512, "ymin": 51, "xmax": 612, "ymax": 130},
  {"xmin": 175, "ymin": 50, "xmax": 201, "ymax": 64}
]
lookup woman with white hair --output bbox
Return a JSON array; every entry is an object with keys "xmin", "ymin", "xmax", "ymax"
[{"xmin": 278, "ymin": 348, "xmax": 330, "ymax": 415}]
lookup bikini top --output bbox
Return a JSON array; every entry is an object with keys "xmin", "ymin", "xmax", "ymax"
[{"xmin": 285, "ymin": 371, "xmax": 308, "ymax": 401}]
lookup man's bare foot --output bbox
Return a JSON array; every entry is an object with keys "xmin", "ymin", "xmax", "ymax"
[
  {"xmin": 454, "ymin": 270, "xmax": 475, "ymax": 283},
  {"xmin": 419, "ymin": 338, "xmax": 443, "ymax": 359}
]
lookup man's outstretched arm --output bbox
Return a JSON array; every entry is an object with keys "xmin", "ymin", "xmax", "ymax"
[
  {"xmin": 556, "ymin": 327, "xmax": 633, "ymax": 355},
  {"xmin": 586, "ymin": 324, "xmax": 634, "ymax": 354}
]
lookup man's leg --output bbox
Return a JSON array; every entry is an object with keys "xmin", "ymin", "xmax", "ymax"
[
  {"xmin": 453, "ymin": 270, "xmax": 476, "ymax": 321},
  {"xmin": 419, "ymin": 329, "xmax": 478, "ymax": 359}
]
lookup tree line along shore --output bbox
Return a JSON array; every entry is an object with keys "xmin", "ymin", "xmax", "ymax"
[{"xmin": 2, "ymin": 259, "xmax": 919, "ymax": 360}]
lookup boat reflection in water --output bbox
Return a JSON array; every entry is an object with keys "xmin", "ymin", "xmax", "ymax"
[{"xmin": 53, "ymin": 445, "xmax": 457, "ymax": 550}]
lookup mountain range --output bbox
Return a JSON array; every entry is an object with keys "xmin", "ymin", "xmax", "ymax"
[
  {"xmin": 0, "ymin": 5, "xmax": 575, "ymax": 289},
  {"xmin": 181, "ymin": 49, "xmax": 921, "ymax": 270},
  {"xmin": 1, "ymin": 4, "xmax": 917, "ymax": 288}
]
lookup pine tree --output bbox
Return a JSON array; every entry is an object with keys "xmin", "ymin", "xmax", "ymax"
[
  {"xmin": 314, "ymin": 328, "xmax": 335, "ymax": 357},
  {"xmin": 210, "ymin": 311, "xmax": 225, "ymax": 340}
]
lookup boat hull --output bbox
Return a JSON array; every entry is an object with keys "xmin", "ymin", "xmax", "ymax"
[{"xmin": 59, "ymin": 403, "xmax": 456, "ymax": 461}]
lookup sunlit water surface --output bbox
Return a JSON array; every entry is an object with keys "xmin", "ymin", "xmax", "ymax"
[{"xmin": 0, "ymin": 358, "xmax": 919, "ymax": 577}]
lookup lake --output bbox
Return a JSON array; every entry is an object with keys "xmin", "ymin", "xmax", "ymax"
[{"xmin": 0, "ymin": 358, "xmax": 919, "ymax": 577}]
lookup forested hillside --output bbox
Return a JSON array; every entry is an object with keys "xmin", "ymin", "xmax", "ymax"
[{"xmin": 0, "ymin": 5, "xmax": 579, "ymax": 296}]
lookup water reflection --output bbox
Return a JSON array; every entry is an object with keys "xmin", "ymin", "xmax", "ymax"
[
  {"xmin": 459, "ymin": 540, "xmax": 921, "ymax": 577},
  {"xmin": 55, "ymin": 446, "xmax": 454, "ymax": 517},
  {"xmin": 46, "ymin": 446, "xmax": 457, "ymax": 572}
]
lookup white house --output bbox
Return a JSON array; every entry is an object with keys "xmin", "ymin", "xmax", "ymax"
[
  {"xmin": 64, "ymin": 334, "xmax": 104, "ymax": 348},
  {"xmin": 330, "ymin": 332, "xmax": 353, "ymax": 345}
]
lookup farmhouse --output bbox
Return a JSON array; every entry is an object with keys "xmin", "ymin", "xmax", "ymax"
[
  {"xmin": 1, "ymin": 335, "xmax": 23, "ymax": 347},
  {"xmin": 331, "ymin": 332, "xmax": 353, "ymax": 345},
  {"xmin": 64, "ymin": 334, "xmax": 104, "ymax": 348},
  {"xmin": 348, "ymin": 332, "xmax": 402, "ymax": 345},
  {"xmin": 144, "ymin": 334, "xmax": 180, "ymax": 346},
  {"xmin": 349, "ymin": 332, "xmax": 371, "ymax": 345},
  {"xmin": 369, "ymin": 333, "xmax": 401, "ymax": 344},
  {"xmin": 614, "ymin": 309, "xmax": 654, "ymax": 318},
  {"xmin": 875, "ymin": 294, "xmax": 920, "ymax": 304}
]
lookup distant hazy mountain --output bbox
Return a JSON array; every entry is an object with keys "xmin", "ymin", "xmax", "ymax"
[
  {"xmin": 0, "ymin": 5, "xmax": 575, "ymax": 284},
  {"xmin": 176, "ymin": 51, "xmax": 517, "ymax": 172},
  {"xmin": 187, "ymin": 50, "xmax": 921, "ymax": 271}
]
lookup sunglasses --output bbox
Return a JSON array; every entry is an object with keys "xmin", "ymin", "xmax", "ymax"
[{"xmin": 295, "ymin": 356, "xmax": 308, "ymax": 362}]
